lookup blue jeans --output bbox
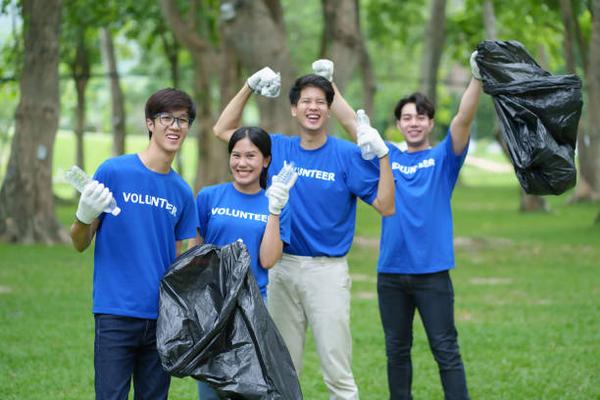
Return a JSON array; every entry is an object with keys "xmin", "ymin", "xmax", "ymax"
[
  {"xmin": 377, "ymin": 271, "xmax": 469, "ymax": 400},
  {"xmin": 94, "ymin": 314, "xmax": 170, "ymax": 400},
  {"xmin": 197, "ymin": 381, "xmax": 220, "ymax": 400}
]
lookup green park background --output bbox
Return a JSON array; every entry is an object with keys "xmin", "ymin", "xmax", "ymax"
[{"xmin": 1, "ymin": 0, "xmax": 599, "ymax": 399}]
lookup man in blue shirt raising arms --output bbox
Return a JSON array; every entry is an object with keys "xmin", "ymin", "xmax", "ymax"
[
  {"xmin": 212, "ymin": 65, "xmax": 395, "ymax": 400},
  {"xmin": 70, "ymin": 88, "xmax": 199, "ymax": 400},
  {"xmin": 334, "ymin": 53, "xmax": 483, "ymax": 400}
]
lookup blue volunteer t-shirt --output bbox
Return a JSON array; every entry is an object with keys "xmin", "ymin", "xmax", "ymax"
[
  {"xmin": 196, "ymin": 182, "xmax": 291, "ymax": 297},
  {"xmin": 92, "ymin": 154, "xmax": 198, "ymax": 319},
  {"xmin": 269, "ymin": 133, "xmax": 379, "ymax": 257},
  {"xmin": 378, "ymin": 130, "xmax": 468, "ymax": 274}
]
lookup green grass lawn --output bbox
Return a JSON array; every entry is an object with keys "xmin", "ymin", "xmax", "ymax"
[{"xmin": 1, "ymin": 133, "xmax": 599, "ymax": 399}]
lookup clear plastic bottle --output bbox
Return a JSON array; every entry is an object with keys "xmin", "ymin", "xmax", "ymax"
[
  {"xmin": 356, "ymin": 109, "xmax": 376, "ymax": 160},
  {"xmin": 64, "ymin": 165, "xmax": 121, "ymax": 216},
  {"xmin": 274, "ymin": 162, "xmax": 297, "ymax": 186}
]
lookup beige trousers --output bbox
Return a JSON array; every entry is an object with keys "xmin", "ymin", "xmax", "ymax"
[{"xmin": 268, "ymin": 253, "xmax": 359, "ymax": 400}]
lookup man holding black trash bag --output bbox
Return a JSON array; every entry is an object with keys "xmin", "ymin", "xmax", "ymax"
[
  {"xmin": 70, "ymin": 88, "xmax": 198, "ymax": 400},
  {"xmin": 331, "ymin": 52, "xmax": 482, "ymax": 400}
]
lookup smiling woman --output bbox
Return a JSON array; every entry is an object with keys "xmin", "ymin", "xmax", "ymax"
[{"xmin": 194, "ymin": 126, "xmax": 295, "ymax": 399}]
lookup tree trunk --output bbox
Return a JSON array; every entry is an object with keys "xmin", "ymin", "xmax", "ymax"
[
  {"xmin": 483, "ymin": 0, "xmax": 547, "ymax": 211},
  {"xmin": 0, "ymin": 0, "xmax": 68, "ymax": 244},
  {"xmin": 560, "ymin": 0, "xmax": 577, "ymax": 73},
  {"xmin": 560, "ymin": 0, "xmax": 596, "ymax": 201},
  {"xmin": 420, "ymin": 0, "xmax": 447, "ymax": 109},
  {"xmin": 160, "ymin": 29, "xmax": 184, "ymax": 177},
  {"xmin": 100, "ymin": 27, "xmax": 126, "ymax": 156},
  {"xmin": 580, "ymin": 0, "xmax": 600, "ymax": 198},
  {"xmin": 159, "ymin": 0, "xmax": 229, "ymax": 190},
  {"xmin": 71, "ymin": 34, "xmax": 90, "ymax": 171},
  {"xmin": 482, "ymin": 0, "xmax": 496, "ymax": 40},
  {"xmin": 359, "ymin": 39, "xmax": 376, "ymax": 119},
  {"xmin": 318, "ymin": 0, "xmax": 361, "ymax": 92},
  {"xmin": 220, "ymin": 0, "xmax": 297, "ymax": 134},
  {"xmin": 519, "ymin": 191, "xmax": 549, "ymax": 212}
]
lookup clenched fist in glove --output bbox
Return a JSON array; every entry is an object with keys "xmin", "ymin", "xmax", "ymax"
[
  {"xmin": 247, "ymin": 67, "xmax": 281, "ymax": 97},
  {"xmin": 265, "ymin": 165, "xmax": 298, "ymax": 215},
  {"xmin": 312, "ymin": 59, "xmax": 334, "ymax": 81},
  {"xmin": 76, "ymin": 181, "xmax": 114, "ymax": 224},
  {"xmin": 357, "ymin": 125, "xmax": 389, "ymax": 159}
]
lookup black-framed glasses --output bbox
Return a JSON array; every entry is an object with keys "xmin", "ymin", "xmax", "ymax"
[{"xmin": 154, "ymin": 113, "xmax": 191, "ymax": 129}]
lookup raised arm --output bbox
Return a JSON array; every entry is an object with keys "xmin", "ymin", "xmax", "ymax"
[
  {"xmin": 312, "ymin": 59, "xmax": 359, "ymax": 141},
  {"xmin": 259, "ymin": 215, "xmax": 283, "ymax": 269},
  {"xmin": 213, "ymin": 67, "xmax": 281, "ymax": 142},
  {"xmin": 371, "ymin": 155, "xmax": 395, "ymax": 216},
  {"xmin": 449, "ymin": 52, "xmax": 483, "ymax": 155},
  {"xmin": 261, "ymin": 165, "xmax": 298, "ymax": 267},
  {"xmin": 213, "ymin": 84, "xmax": 253, "ymax": 142},
  {"xmin": 331, "ymin": 82, "xmax": 359, "ymax": 141}
]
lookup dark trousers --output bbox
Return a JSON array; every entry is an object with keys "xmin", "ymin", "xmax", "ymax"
[
  {"xmin": 377, "ymin": 271, "xmax": 469, "ymax": 400},
  {"xmin": 94, "ymin": 314, "xmax": 171, "ymax": 400}
]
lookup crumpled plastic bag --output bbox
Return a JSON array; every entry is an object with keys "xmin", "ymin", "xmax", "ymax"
[
  {"xmin": 157, "ymin": 241, "xmax": 302, "ymax": 399},
  {"xmin": 475, "ymin": 40, "xmax": 582, "ymax": 195}
]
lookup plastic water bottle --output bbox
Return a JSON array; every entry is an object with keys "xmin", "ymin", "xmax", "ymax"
[
  {"xmin": 274, "ymin": 162, "xmax": 297, "ymax": 186},
  {"xmin": 357, "ymin": 109, "xmax": 376, "ymax": 160},
  {"xmin": 64, "ymin": 165, "xmax": 121, "ymax": 216}
]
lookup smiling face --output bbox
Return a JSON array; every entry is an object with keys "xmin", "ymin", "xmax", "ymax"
[
  {"xmin": 396, "ymin": 102, "xmax": 435, "ymax": 152},
  {"xmin": 229, "ymin": 137, "xmax": 270, "ymax": 194},
  {"xmin": 291, "ymin": 86, "xmax": 330, "ymax": 134},
  {"xmin": 146, "ymin": 108, "xmax": 190, "ymax": 154}
]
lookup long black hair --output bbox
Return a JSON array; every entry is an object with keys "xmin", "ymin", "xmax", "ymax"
[{"xmin": 228, "ymin": 127, "xmax": 272, "ymax": 189}]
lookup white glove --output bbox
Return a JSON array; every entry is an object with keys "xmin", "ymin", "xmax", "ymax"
[
  {"xmin": 470, "ymin": 51, "xmax": 481, "ymax": 80},
  {"xmin": 265, "ymin": 168, "xmax": 298, "ymax": 215},
  {"xmin": 76, "ymin": 180, "xmax": 114, "ymax": 224},
  {"xmin": 312, "ymin": 59, "xmax": 334, "ymax": 81},
  {"xmin": 247, "ymin": 67, "xmax": 281, "ymax": 97},
  {"xmin": 357, "ymin": 125, "xmax": 388, "ymax": 159}
]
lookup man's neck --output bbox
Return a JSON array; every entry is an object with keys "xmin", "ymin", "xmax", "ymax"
[
  {"xmin": 406, "ymin": 142, "xmax": 432, "ymax": 153},
  {"xmin": 299, "ymin": 128, "xmax": 328, "ymax": 150},
  {"xmin": 138, "ymin": 145, "xmax": 175, "ymax": 174}
]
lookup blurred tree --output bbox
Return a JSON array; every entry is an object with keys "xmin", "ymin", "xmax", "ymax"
[
  {"xmin": 420, "ymin": 0, "xmax": 447, "ymax": 112},
  {"xmin": 318, "ymin": 0, "xmax": 375, "ymax": 116},
  {"xmin": 0, "ymin": 0, "xmax": 68, "ymax": 244},
  {"xmin": 581, "ymin": 0, "xmax": 600, "ymax": 200},
  {"xmin": 480, "ymin": 0, "xmax": 548, "ymax": 212},
  {"xmin": 219, "ymin": 0, "xmax": 297, "ymax": 134},
  {"xmin": 119, "ymin": 0, "xmax": 187, "ymax": 174},
  {"xmin": 62, "ymin": 0, "xmax": 104, "ymax": 171},
  {"xmin": 100, "ymin": 27, "xmax": 127, "ymax": 155},
  {"xmin": 560, "ymin": 0, "xmax": 600, "ymax": 202},
  {"xmin": 159, "ymin": 0, "xmax": 229, "ymax": 191},
  {"xmin": 318, "ymin": 0, "xmax": 361, "ymax": 91}
]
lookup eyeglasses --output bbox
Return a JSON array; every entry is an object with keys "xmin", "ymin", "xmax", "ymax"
[{"xmin": 154, "ymin": 113, "xmax": 191, "ymax": 129}]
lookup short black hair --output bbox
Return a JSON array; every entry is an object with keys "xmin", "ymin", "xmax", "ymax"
[
  {"xmin": 145, "ymin": 88, "xmax": 196, "ymax": 138},
  {"xmin": 288, "ymin": 74, "xmax": 334, "ymax": 107},
  {"xmin": 228, "ymin": 127, "xmax": 272, "ymax": 189},
  {"xmin": 393, "ymin": 92, "xmax": 435, "ymax": 120}
]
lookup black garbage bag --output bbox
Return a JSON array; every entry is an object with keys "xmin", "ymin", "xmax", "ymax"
[
  {"xmin": 475, "ymin": 40, "xmax": 582, "ymax": 195},
  {"xmin": 157, "ymin": 241, "xmax": 302, "ymax": 400}
]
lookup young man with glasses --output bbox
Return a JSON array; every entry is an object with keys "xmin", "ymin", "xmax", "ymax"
[{"xmin": 70, "ymin": 88, "xmax": 199, "ymax": 400}]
